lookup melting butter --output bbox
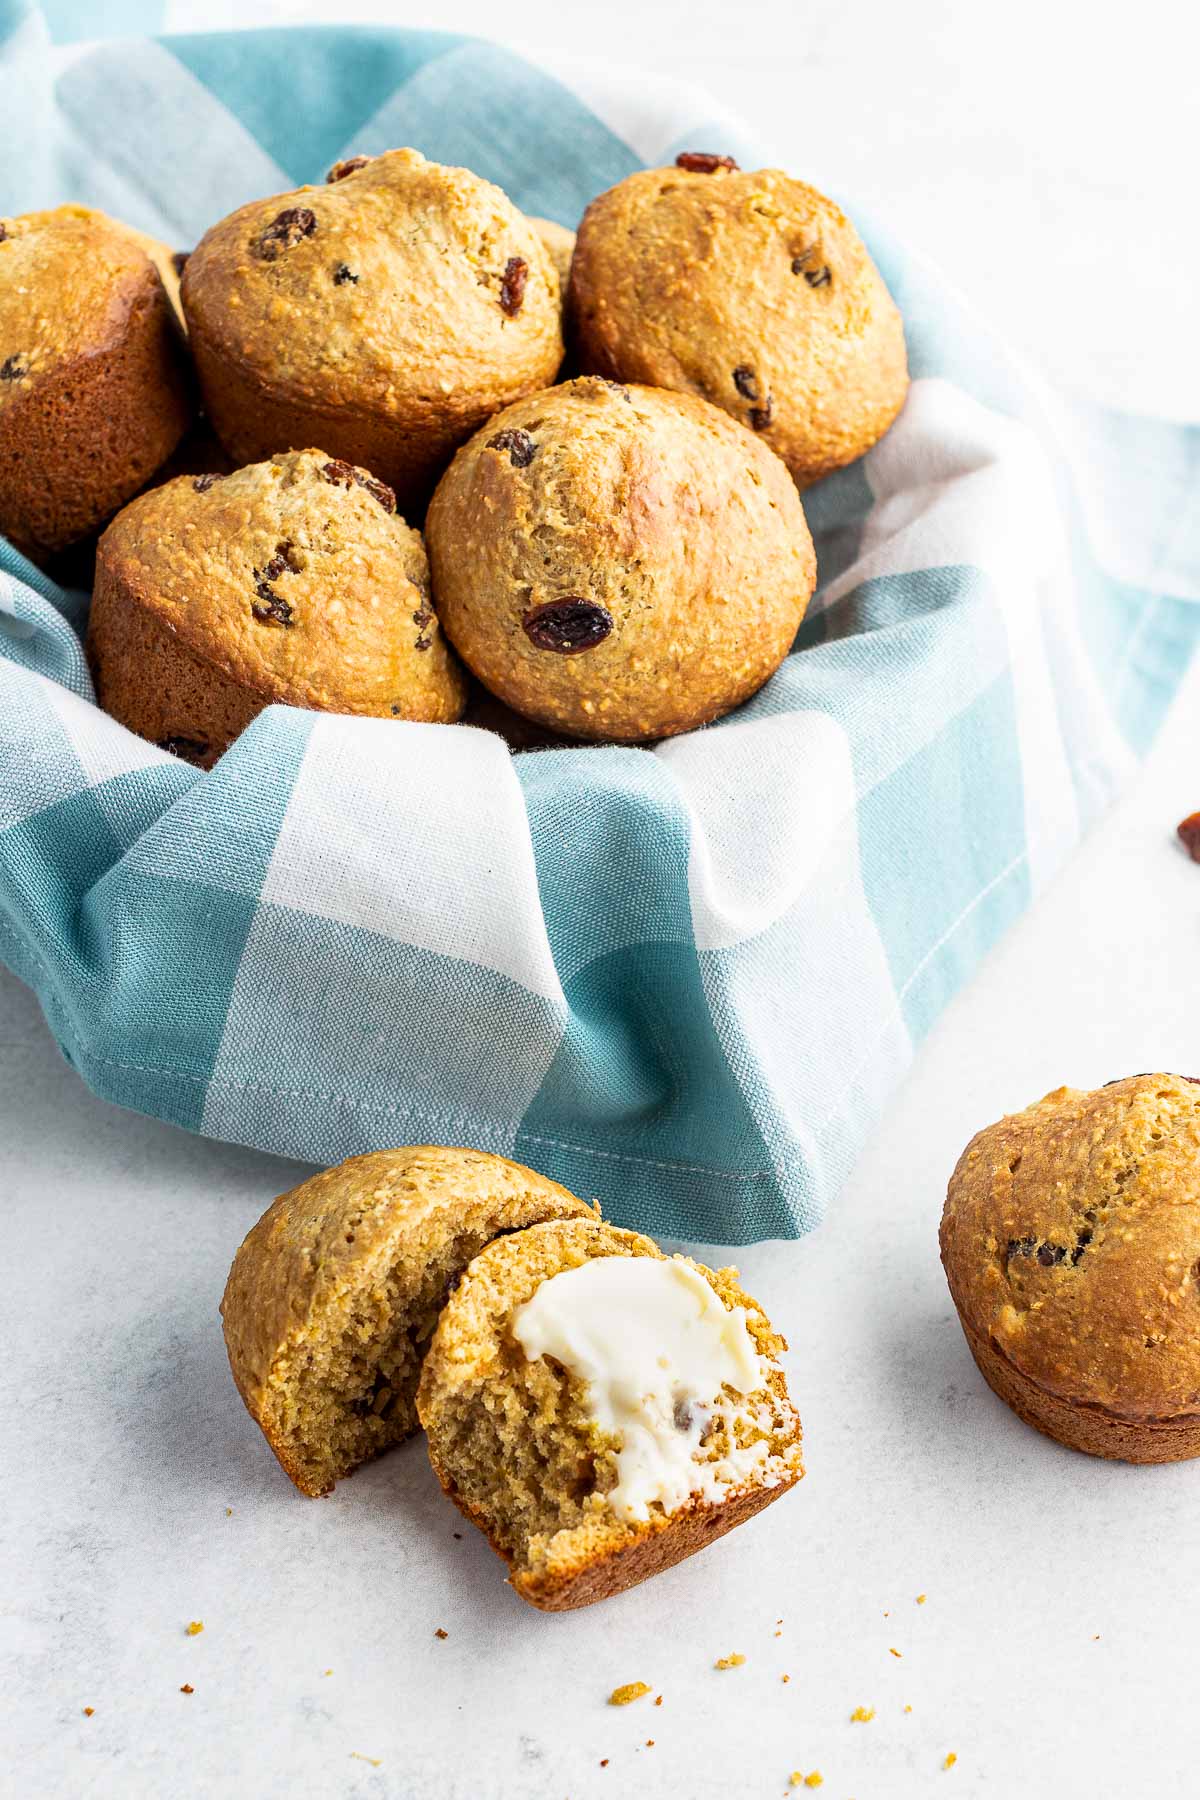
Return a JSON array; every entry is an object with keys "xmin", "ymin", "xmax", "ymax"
[{"xmin": 512, "ymin": 1254, "xmax": 772, "ymax": 1523}]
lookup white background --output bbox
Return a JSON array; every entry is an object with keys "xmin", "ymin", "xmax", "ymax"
[{"xmin": 5, "ymin": 3, "xmax": 1200, "ymax": 1797}]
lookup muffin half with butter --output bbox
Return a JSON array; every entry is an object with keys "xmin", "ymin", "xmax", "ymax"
[
  {"xmin": 87, "ymin": 447, "xmax": 465, "ymax": 766},
  {"xmin": 417, "ymin": 1216, "xmax": 803, "ymax": 1609},
  {"xmin": 941, "ymin": 1074, "xmax": 1200, "ymax": 1463}
]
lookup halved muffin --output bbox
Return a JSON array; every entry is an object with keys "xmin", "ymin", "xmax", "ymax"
[
  {"xmin": 417, "ymin": 1216, "xmax": 803, "ymax": 1609},
  {"xmin": 220, "ymin": 1146, "xmax": 594, "ymax": 1496}
]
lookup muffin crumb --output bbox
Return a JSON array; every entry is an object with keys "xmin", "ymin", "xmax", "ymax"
[
  {"xmin": 714, "ymin": 1654, "xmax": 746, "ymax": 1671},
  {"xmin": 185, "ymin": 1621, "xmax": 203, "ymax": 1637},
  {"xmin": 609, "ymin": 1682, "xmax": 652, "ymax": 1706},
  {"xmin": 850, "ymin": 1706, "xmax": 875, "ymax": 1723}
]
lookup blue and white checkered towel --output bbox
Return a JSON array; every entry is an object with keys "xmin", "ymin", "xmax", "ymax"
[{"xmin": 2, "ymin": 1, "xmax": 1198, "ymax": 1243}]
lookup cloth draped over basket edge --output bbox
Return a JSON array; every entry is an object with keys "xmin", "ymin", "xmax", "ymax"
[{"xmin": 1, "ymin": 2, "xmax": 1199, "ymax": 1244}]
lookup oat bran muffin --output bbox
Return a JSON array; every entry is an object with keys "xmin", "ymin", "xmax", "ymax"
[
  {"xmin": 0, "ymin": 205, "xmax": 192, "ymax": 560},
  {"xmin": 417, "ymin": 1216, "xmax": 803, "ymax": 1610},
  {"xmin": 88, "ymin": 448, "xmax": 465, "ymax": 767},
  {"xmin": 426, "ymin": 376, "xmax": 817, "ymax": 742},
  {"xmin": 941, "ymin": 1074, "xmax": 1200, "ymax": 1462},
  {"xmin": 569, "ymin": 155, "xmax": 908, "ymax": 487},
  {"xmin": 221, "ymin": 1146, "xmax": 595, "ymax": 1497},
  {"xmin": 181, "ymin": 149, "xmax": 562, "ymax": 512},
  {"xmin": 528, "ymin": 216, "xmax": 576, "ymax": 292}
]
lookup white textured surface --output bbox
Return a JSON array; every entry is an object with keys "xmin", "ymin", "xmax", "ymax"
[{"xmin": 5, "ymin": 3, "xmax": 1200, "ymax": 1796}]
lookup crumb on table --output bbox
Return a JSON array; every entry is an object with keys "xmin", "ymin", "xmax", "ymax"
[
  {"xmin": 714, "ymin": 1653, "xmax": 746, "ymax": 1671},
  {"xmin": 850, "ymin": 1706, "xmax": 876, "ymax": 1723},
  {"xmin": 350, "ymin": 1753, "xmax": 382, "ymax": 1768},
  {"xmin": 790, "ymin": 1773, "xmax": 823, "ymax": 1789},
  {"xmin": 82, "ymin": 1707, "xmax": 94, "ymax": 1717},
  {"xmin": 916, "ymin": 1593, "xmax": 927, "ymax": 1604},
  {"xmin": 889, "ymin": 1647, "xmax": 902, "ymax": 1658},
  {"xmin": 434, "ymin": 1628, "xmax": 448, "ymax": 1640},
  {"xmin": 944, "ymin": 1752, "xmax": 958, "ymax": 1770},
  {"xmin": 185, "ymin": 1620, "xmax": 204, "ymax": 1637},
  {"xmin": 609, "ymin": 1681, "xmax": 652, "ymax": 1706},
  {"xmin": 180, "ymin": 1684, "xmax": 194, "ymax": 1695}
]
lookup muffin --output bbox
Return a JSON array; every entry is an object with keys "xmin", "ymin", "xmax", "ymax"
[
  {"xmin": 528, "ymin": 216, "xmax": 576, "ymax": 291},
  {"xmin": 417, "ymin": 1216, "xmax": 804, "ymax": 1610},
  {"xmin": 87, "ymin": 447, "xmax": 465, "ymax": 768},
  {"xmin": 940, "ymin": 1074, "xmax": 1200, "ymax": 1462},
  {"xmin": 425, "ymin": 376, "xmax": 817, "ymax": 742},
  {"xmin": 569, "ymin": 155, "xmax": 908, "ymax": 487},
  {"xmin": 0, "ymin": 205, "xmax": 192, "ymax": 561},
  {"xmin": 180, "ymin": 149, "xmax": 563, "ymax": 513},
  {"xmin": 221, "ymin": 1146, "xmax": 595, "ymax": 1497}
]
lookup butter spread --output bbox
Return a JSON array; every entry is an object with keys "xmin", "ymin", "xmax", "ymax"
[{"xmin": 511, "ymin": 1254, "xmax": 774, "ymax": 1523}]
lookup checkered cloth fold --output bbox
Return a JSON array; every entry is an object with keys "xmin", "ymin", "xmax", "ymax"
[{"xmin": 2, "ymin": 1, "xmax": 1198, "ymax": 1241}]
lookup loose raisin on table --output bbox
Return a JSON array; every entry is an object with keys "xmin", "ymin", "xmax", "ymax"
[
  {"xmin": 749, "ymin": 396, "xmax": 774, "ymax": 431},
  {"xmin": 1177, "ymin": 811, "xmax": 1200, "ymax": 862},
  {"xmin": 732, "ymin": 365, "xmax": 759, "ymax": 400},
  {"xmin": 255, "ymin": 207, "xmax": 317, "ymax": 260},
  {"xmin": 326, "ymin": 155, "xmax": 372, "ymax": 182},
  {"xmin": 523, "ymin": 599, "xmax": 614, "ymax": 655},
  {"xmin": 0, "ymin": 354, "xmax": 27, "ymax": 382},
  {"xmin": 486, "ymin": 427, "xmax": 536, "ymax": 468},
  {"xmin": 332, "ymin": 262, "xmax": 359, "ymax": 285},
  {"xmin": 158, "ymin": 735, "xmax": 210, "ymax": 764},
  {"xmin": 675, "ymin": 151, "xmax": 739, "ymax": 174},
  {"xmin": 499, "ymin": 256, "xmax": 528, "ymax": 317},
  {"xmin": 192, "ymin": 473, "xmax": 223, "ymax": 493}
]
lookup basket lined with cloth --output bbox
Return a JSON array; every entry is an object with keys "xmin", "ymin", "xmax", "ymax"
[{"xmin": 2, "ymin": 0, "xmax": 1199, "ymax": 1243}]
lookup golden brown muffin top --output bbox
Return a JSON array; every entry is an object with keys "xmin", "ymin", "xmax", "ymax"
[
  {"xmin": 180, "ymin": 148, "xmax": 561, "ymax": 410},
  {"xmin": 96, "ymin": 448, "xmax": 464, "ymax": 722},
  {"xmin": 940, "ymin": 1075, "xmax": 1200, "ymax": 1419},
  {"xmin": 0, "ymin": 205, "xmax": 165, "ymax": 409},
  {"xmin": 569, "ymin": 162, "xmax": 907, "ymax": 485},
  {"xmin": 426, "ymin": 376, "xmax": 816, "ymax": 742}
]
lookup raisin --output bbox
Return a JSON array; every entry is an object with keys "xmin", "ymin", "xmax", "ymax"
[
  {"xmin": 0, "ymin": 354, "xmax": 27, "ymax": 382},
  {"xmin": 332, "ymin": 262, "xmax": 358, "ymax": 285},
  {"xmin": 171, "ymin": 251, "xmax": 189, "ymax": 277},
  {"xmin": 672, "ymin": 1398, "xmax": 693, "ymax": 1432},
  {"xmin": 804, "ymin": 266, "xmax": 833, "ymax": 289},
  {"xmin": 255, "ymin": 206, "xmax": 317, "ymax": 260},
  {"xmin": 158, "ymin": 735, "xmax": 209, "ymax": 764},
  {"xmin": 523, "ymin": 599, "xmax": 613, "ymax": 655},
  {"xmin": 412, "ymin": 604, "xmax": 434, "ymax": 631},
  {"xmin": 1177, "ymin": 812, "xmax": 1200, "ymax": 862},
  {"xmin": 750, "ymin": 397, "xmax": 774, "ymax": 431},
  {"xmin": 1036, "ymin": 1243, "xmax": 1067, "ymax": 1267},
  {"xmin": 251, "ymin": 546, "xmax": 298, "ymax": 626},
  {"xmin": 732, "ymin": 365, "xmax": 759, "ymax": 400},
  {"xmin": 486, "ymin": 427, "xmax": 536, "ymax": 467},
  {"xmin": 675, "ymin": 151, "xmax": 739, "ymax": 174},
  {"xmin": 319, "ymin": 458, "xmax": 395, "ymax": 513},
  {"xmin": 499, "ymin": 256, "xmax": 528, "ymax": 317},
  {"xmin": 192, "ymin": 473, "xmax": 223, "ymax": 493},
  {"xmin": 357, "ymin": 472, "xmax": 396, "ymax": 513},
  {"xmin": 326, "ymin": 155, "xmax": 371, "ymax": 183}
]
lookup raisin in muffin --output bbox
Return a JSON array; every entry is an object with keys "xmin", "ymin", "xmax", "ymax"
[
  {"xmin": 0, "ymin": 205, "xmax": 192, "ymax": 561},
  {"xmin": 180, "ymin": 149, "xmax": 563, "ymax": 513},
  {"xmin": 221, "ymin": 1147, "xmax": 594, "ymax": 1497},
  {"xmin": 87, "ymin": 448, "xmax": 465, "ymax": 767},
  {"xmin": 425, "ymin": 377, "xmax": 817, "ymax": 742},
  {"xmin": 417, "ymin": 1216, "xmax": 803, "ymax": 1610},
  {"xmin": 941, "ymin": 1075, "xmax": 1200, "ymax": 1463},
  {"xmin": 569, "ymin": 155, "xmax": 908, "ymax": 488}
]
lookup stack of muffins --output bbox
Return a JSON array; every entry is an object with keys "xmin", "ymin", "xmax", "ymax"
[{"xmin": 0, "ymin": 149, "xmax": 909, "ymax": 766}]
